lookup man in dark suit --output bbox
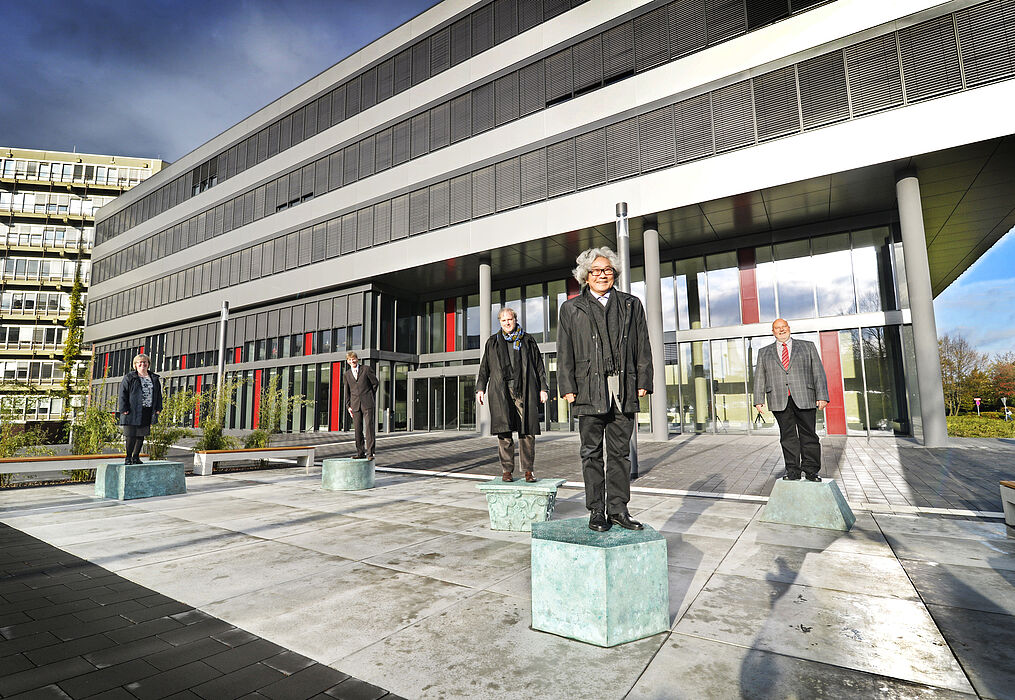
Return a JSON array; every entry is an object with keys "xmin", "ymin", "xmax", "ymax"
[
  {"xmin": 753, "ymin": 319, "xmax": 829, "ymax": 482},
  {"xmin": 343, "ymin": 351, "xmax": 379, "ymax": 459},
  {"xmin": 558, "ymin": 247, "xmax": 654, "ymax": 532}
]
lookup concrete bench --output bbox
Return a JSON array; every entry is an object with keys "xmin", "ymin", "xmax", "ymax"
[
  {"xmin": 0, "ymin": 454, "xmax": 145, "ymax": 475},
  {"xmin": 192, "ymin": 446, "xmax": 315, "ymax": 476},
  {"xmin": 1001, "ymin": 481, "xmax": 1015, "ymax": 529}
]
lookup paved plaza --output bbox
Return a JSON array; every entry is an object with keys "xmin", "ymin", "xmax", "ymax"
[{"xmin": 1, "ymin": 433, "xmax": 1014, "ymax": 698}]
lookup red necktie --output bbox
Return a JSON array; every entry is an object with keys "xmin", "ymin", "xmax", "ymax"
[{"xmin": 781, "ymin": 343, "xmax": 789, "ymax": 371}]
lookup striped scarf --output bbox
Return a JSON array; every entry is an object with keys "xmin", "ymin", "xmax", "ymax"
[{"xmin": 501, "ymin": 325, "xmax": 524, "ymax": 350}]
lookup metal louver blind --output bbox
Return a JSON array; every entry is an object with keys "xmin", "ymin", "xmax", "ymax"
[
  {"xmin": 519, "ymin": 62, "xmax": 545, "ymax": 115},
  {"xmin": 546, "ymin": 139, "xmax": 576, "ymax": 197},
  {"xmin": 377, "ymin": 59, "xmax": 394, "ymax": 101},
  {"xmin": 472, "ymin": 83, "xmax": 496, "ymax": 133},
  {"xmin": 394, "ymin": 49, "xmax": 411, "ymax": 94},
  {"xmin": 519, "ymin": 0, "xmax": 543, "ymax": 31},
  {"xmin": 343, "ymin": 145, "xmax": 359, "ymax": 184},
  {"xmin": 254, "ymin": 187, "xmax": 265, "ymax": 219},
  {"xmin": 451, "ymin": 94, "xmax": 472, "ymax": 143},
  {"xmin": 495, "ymin": 0, "xmax": 519, "ymax": 44},
  {"xmin": 899, "ymin": 15, "xmax": 962, "ymax": 102},
  {"xmin": 495, "ymin": 73, "xmax": 520, "ymax": 126},
  {"xmin": 573, "ymin": 36, "xmax": 603, "ymax": 95},
  {"xmin": 675, "ymin": 93, "xmax": 714, "ymax": 161},
  {"xmin": 239, "ymin": 249, "xmax": 251, "ymax": 282},
  {"xmin": 412, "ymin": 40, "xmax": 431, "ymax": 86},
  {"xmin": 747, "ymin": 0, "xmax": 790, "ymax": 30},
  {"xmin": 359, "ymin": 136, "xmax": 376, "ymax": 179},
  {"xmin": 451, "ymin": 17, "xmax": 472, "ymax": 66},
  {"xmin": 544, "ymin": 0, "xmax": 568, "ymax": 20},
  {"xmin": 705, "ymin": 0, "xmax": 747, "ymax": 44},
  {"xmin": 357, "ymin": 208, "xmax": 374, "ymax": 250},
  {"xmin": 519, "ymin": 149, "xmax": 547, "ymax": 205},
  {"xmin": 375, "ymin": 128, "xmax": 393, "ymax": 172},
  {"xmin": 345, "ymin": 76, "xmax": 361, "ymax": 118},
  {"xmin": 472, "ymin": 165, "xmax": 496, "ymax": 217},
  {"xmin": 229, "ymin": 251, "xmax": 241, "ymax": 286},
  {"xmin": 326, "ymin": 219, "xmax": 342, "ymax": 258},
  {"xmin": 411, "ymin": 113, "xmax": 430, "ymax": 159},
  {"xmin": 635, "ymin": 5, "xmax": 669, "ymax": 72},
  {"xmin": 360, "ymin": 68, "xmax": 377, "ymax": 110},
  {"xmin": 392, "ymin": 121, "xmax": 410, "ymax": 165},
  {"xmin": 545, "ymin": 49, "xmax": 573, "ymax": 105},
  {"xmin": 753, "ymin": 65, "xmax": 801, "ymax": 141},
  {"xmin": 284, "ymin": 233, "xmax": 297, "ymax": 271},
  {"xmin": 430, "ymin": 103, "xmax": 451, "ymax": 151},
  {"xmin": 409, "ymin": 188, "xmax": 429, "ymax": 235},
  {"xmin": 328, "ymin": 151, "xmax": 343, "ymax": 190},
  {"xmin": 341, "ymin": 213, "xmax": 357, "ymax": 254},
  {"xmin": 638, "ymin": 106, "xmax": 676, "ymax": 171},
  {"xmin": 391, "ymin": 194, "xmax": 409, "ymax": 240},
  {"xmin": 606, "ymin": 118, "xmax": 639, "ymax": 180},
  {"xmin": 712, "ymin": 80, "xmax": 756, "ymax": 152},
  {"xmin": 311, "ymin": 223, "xmax": 326, "ymax": 263},
  {"xmin": 496, "ymin": 158, "xmax": 521, "ymax": 211},
  {"xmin": 955, "ymin": 1, "xmax": 1015, "ymax": 87},
  {"xmin": 298, "ymin": 228, "xmax": 312, "ymax": 266},
  {"xmin": 473, "ymin": 4, "xmax": 494, "ymax": 54},
  {"xmin": 451, "ymin": 174, "xmax": 472, "ymax": 223},
  {"xmin": 250, "ymin": 244, "xmax": 262, "ymax": 278},
  {"xmin": 575, "ymin": 129, "xmax": 607, "ymax": 189},
  {"xmin": 845, "ymin": 34, "xmax": 904, "ymax": 116},
  {"xmin": 330, "ymin": 86, "xmax": 346, "ymax": 125},
  {"xmin": 430, "ymin": 181, "xmax": 450, "ymax": 229},
  {"xmin": 374, "ymin": 201, "xmax": 392, "ymax": 245},
  {"xmin": 430, "ymin": 28, "xmax": 451, "ymax": 76},
  {"xmin": 603, "ymin": 22, "xmax": 635, "ymax": 83},
  {"xmin": 797, "ymin": 50, "xmax": 849, "ymax": 129}
]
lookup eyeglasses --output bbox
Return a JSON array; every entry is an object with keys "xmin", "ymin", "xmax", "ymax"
[{"xmin": 588, "ymin": 267, "xmax": 615, "ymax": 278}]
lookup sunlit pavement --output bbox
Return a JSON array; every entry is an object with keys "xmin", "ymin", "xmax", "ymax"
[{"xmin": 2, "ymin": 459, "xmax": 1014, "ymax": 698}]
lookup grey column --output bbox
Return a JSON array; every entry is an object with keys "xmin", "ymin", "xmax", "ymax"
[
  {"xmin": 896, "ymin": 171, "xmax": 948, "ymax": 447},
  {"xmin": 643, "ymin": 228, "xmax": 669, "ymax": 442},
  {"xmin": 478, "ymin": 257, "xmax": 492, "ymax": 436}
]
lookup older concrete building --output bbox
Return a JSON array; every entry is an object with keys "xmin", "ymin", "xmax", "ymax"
[
  {"xmin": 86, "ymin": 0, "xmax": 1015, "ymax": 444},
  {"xmin": 1, "ymin": 148, "xmax": 163, "ymax": 421}
]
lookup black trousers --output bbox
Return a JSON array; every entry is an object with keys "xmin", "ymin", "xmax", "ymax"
[
  {"xmin": 578, "ymin": 407, "xmax": 634, "ymax": 514},
  {"xmin": 772, "ymin": 396, "xmax": 820, "ymax": 476},
  {"xmin": 351, "ymin": 408, "xmax": 375, "ymax": 458}
]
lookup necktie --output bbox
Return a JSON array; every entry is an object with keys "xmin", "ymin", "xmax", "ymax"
[{"xmin": 781, "ymin": 343, "xmax": 789, "ymax": 371}]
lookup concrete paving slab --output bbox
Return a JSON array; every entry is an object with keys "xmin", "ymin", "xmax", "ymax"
[
  {"xmin": 901, "ymin": 559, "xmax": 1015, "ymax": 615},
  {"xmin": 202, "ymin": 562, "xmax": 475, "ymax": 665},
  {"xmin": 675, "ymin": 573, "xmax": 974, "ymax": 693},
  {"xmin": 736, "ymin": 514, "xmax": 894, "ymax": 558},
  {"xmin": 628, "ymin": 633, "xmax": 976, "ymax": 699},
  {"xmin": 338, "ymin": 589, "xmax": 665, "ymax": 700},
  {"xmin": 660, "ymin": 531, "xmax": 737, "ymax": 572},
  {"xmin": 209, "ymin": 508, "xmax": 360, "ymax": 540},
  {"xmin": 874, "ymin": 513, "xmax": 1012, "ymax": 540},
  {"xmin": 363, "ymin": 532, "xmax": 530, "ymax": 588},
  {"xmin": 635, "ymin": 506, "xmax": 755, "ymax": 539},
  {"xmin": 667, "ymin": 564, "xmax": 714, "ymax": 623},
  {"xmin": 881, "ymin": 532, "xmax": 1015, "ymax": 570},
  {"xmin": 716, "ymin": 541, "xmax": 920, "ymax": 600},
  {"xmin": 927, "ymin": 604, "xmax": 1015, "ymax": 700},
  {"xmin": 11, "ymin": 510, "xmax": 192, "ymax": 546},
  {"xmin": 276, "ymin": 519, "xmax": 449, "ymax": 560}
]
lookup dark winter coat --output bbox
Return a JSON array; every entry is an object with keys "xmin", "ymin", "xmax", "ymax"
[
  {"xmin": 557, "ymin": 288, "xmax": 653, "ymax": 416},
  {"xmin": 118, "ymin": 371, "xmax": 163, "ymax": 426},
  {"xmin": 476, "ymin": 332, "xmax": 548, "ymax": 435}
]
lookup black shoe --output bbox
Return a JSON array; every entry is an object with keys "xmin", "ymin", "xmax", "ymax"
[
  {"xmin": 782, "ymin": 473, "xmax": 801, "ymax": 481},
  {"xmin": 805, "ymin": 473, "xmax": 822, "ymax": 482},
  {"xmin": 609, "ymin": 511, "xmax": 644, "ymax": 531},
  {"xmin": 589, "ymin": 510, "xmax": 611, "ymax": 532},
  {"xmin": 355, "ymin": 454, "xmax": 366, "ymax": 459}
]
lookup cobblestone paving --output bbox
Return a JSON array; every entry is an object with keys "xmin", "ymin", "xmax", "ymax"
[{"xmin": 268, "ymin": 430, "xmax": 1015, "ymax": 513}]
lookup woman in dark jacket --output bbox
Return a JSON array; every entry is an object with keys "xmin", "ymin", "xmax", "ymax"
[
  {"xmin": 118, "ymin": 354, "xmax": 163, "ymax": 464},
  {"xmin": 476, "ymin": 308, "xmax": 548, "ymax": 482}
]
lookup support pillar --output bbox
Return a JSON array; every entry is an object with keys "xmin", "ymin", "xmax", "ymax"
[
  {"xmin": 478, "ymin": 257, "xmax": 492, "ymax": 436},
  {"xmin": 896, "ymin": 171, "xmax": 948, "ymax": 447},
  {"xmin": 642, "ymin": 227, "xmax": 669, "ymax": 442},
  {"xmin": 615, "ymin": 202, "xmax": 639, "ymax": 477}
]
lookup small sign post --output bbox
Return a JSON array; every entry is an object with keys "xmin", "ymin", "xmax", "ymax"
[{"xmin": 974, "ymin": 397, "xmax": 982, "ymax": 416}]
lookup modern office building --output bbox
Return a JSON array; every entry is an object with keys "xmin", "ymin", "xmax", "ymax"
[
  {"xmin": 86, "ymin": 0, "xmax": 1015, "ymax": 445},
  {"xmin": 1, "ymin": 148, "xmax": 163, "ymax": 421}
]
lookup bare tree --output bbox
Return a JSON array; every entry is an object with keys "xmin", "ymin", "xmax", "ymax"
[{"xmin": 939, "ymin": 334, "xmax": 986, "ymax": 415}]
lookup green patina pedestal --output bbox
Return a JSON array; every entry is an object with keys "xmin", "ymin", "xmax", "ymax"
[
  {"xmin": 94, "ymin": 462, "xmax": 187, "ymax": 500},
  {"xmin": 478, "ymin": 478, "xmax": 566, "ymax": 531},
  {"xmin": 530, "ymin": 518, "xmax": 669, "ymax": 647},
  {"xmin": 760, "ymin": 478, "xmax": 856, "ymax": 531},
  {"xmin": 322, "ymin": 458, "xmax": 375, "ymax": 491}
]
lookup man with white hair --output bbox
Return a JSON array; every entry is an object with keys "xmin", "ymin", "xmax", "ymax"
[{"xmin": 557, "ymin": 247, "xmax": 654, "ymax": 532}]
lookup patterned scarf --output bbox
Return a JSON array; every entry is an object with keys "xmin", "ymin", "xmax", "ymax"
[{"xmin": 501, "ymin": 325, "xmax": 524, "ymax": 350}]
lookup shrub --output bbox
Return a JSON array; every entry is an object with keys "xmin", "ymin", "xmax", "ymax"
[
  {"xmin": 946, "ymin": 415, "xmax": 1015, "ymax": 438},
  {"xmin": 244, "ymin": 429, "xmax": 271, "ymax": 449},
  {"xmin": 147, "ymin": 388, "xmax": 197, "ymax": 461},
  {"xmin": 194, "ymin": 420, "xmax": 239, "ymax": 451},
  {"xmin": 71, "ymin": 397, "xmax": 122, "ymax": 456}
]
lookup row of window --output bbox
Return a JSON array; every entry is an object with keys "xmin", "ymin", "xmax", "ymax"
[
  {"xmin": 1, "ymin": 257, "xmax": 88, "ymax": 282},
  {"xmin": 1, "ymin": 291, "xmax": 75, "ymax": 314},
  {"xmin": 0, "ymin": 360, "xmax": 70, "ymax": 382},
  {"xmin": 88, "ymin": 1, "xmax": 1011, "ymax": 325},
  {"xmin": 0, "ymin": 325, "xmax": 67, "ymax": 347},
  {"xmin": 94, "ymin": 0, "xmax": 833, "ymax": 282},
  {"xmin": 96, "ymin": 0, "xmax": 595, "ymax": 243},
  {"xmin": 0, "ymin": 158, "xmax": 152, "ymax": 188},
  {"xmin": 0, "ymin": 394, "xmax": 67, "ymax": 422},
  {"xmin": 0, "ymin": 190, "xmax": 113, "ymax": 217},
  {"xmin": 1, "ymin": 224, "xmax": 94, "ymax": 250}
]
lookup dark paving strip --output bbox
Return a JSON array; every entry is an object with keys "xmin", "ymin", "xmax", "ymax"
[{"xmin": 0, "ymin": 523, "xmax": 404, "ymax": 700}]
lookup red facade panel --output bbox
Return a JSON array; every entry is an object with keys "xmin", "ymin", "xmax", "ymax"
[
  {"xmin": 253, "ymin": 369, "xmax": 263, "ymax": 429},
  {"xmin": 330, "ymin": 361, "xmax": 343, "ymax": 431},
  {"xmin": 819, "ymin": 331, "xmax": 847, "ymax": 435},
  {"xmin": 737, "ymin": 248, "xmax": 760, "ymax": 325},
  {"xmin": 444, "ymin": 298, "xmax": 456, "ymax": 352}
]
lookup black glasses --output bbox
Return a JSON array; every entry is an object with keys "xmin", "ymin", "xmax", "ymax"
[{"xmin": 588, "ymin": 267, "xmax": 615, "ymax": 277}]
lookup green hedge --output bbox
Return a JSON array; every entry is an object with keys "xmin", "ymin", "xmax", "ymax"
[{"xmin": 947, "ymin": 415, "xmax": 1015, "ymax": 438}]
